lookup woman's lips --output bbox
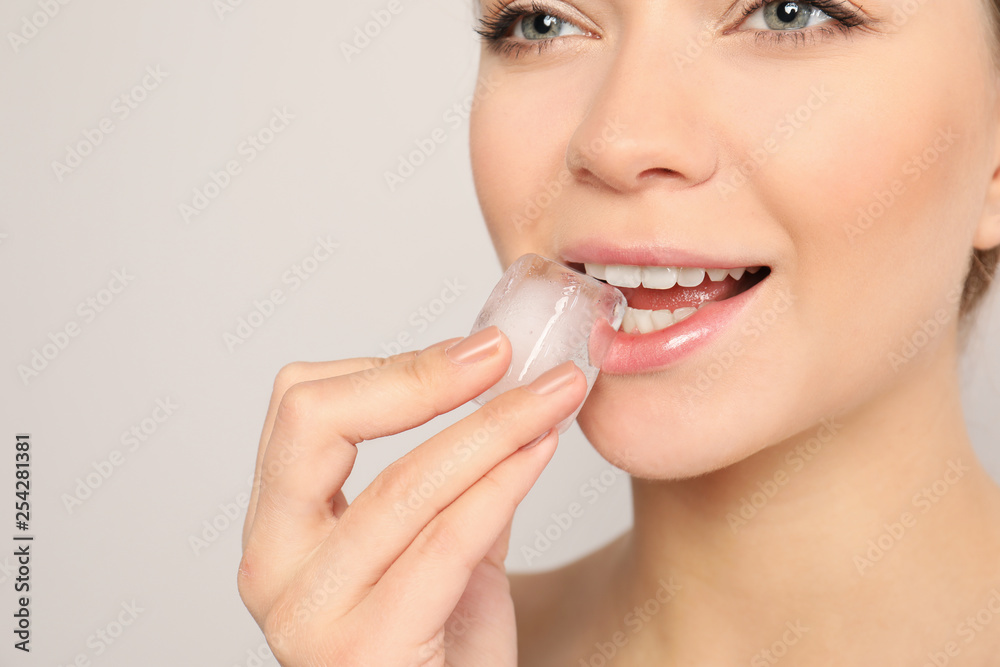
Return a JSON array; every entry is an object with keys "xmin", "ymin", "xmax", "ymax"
[
  {"xmin": 559, "ymin": 244, "xmax": 774, "ymax": 373},
  {"xmin": 596, "ymin": 269, "xmax": 772, "ymax": 374}
]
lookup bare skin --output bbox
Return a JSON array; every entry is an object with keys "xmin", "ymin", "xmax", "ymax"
[
  {"xmin": 509, "ymin": 348, "xmax": 1000, "ymax": 664},
  {"xmin": 238, "ymin": 0, "xmax": 1000, "ymax": 664},
  {"xmin": 469, "ymin": 0, "xmax": 1000, "ymax": 663}
]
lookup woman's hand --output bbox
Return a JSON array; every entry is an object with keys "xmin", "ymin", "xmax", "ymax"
[{"xmin": 237, "ymin": 326, "xmax": 587, "ymax": 667}]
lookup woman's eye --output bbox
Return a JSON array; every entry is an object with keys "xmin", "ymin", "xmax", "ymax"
[
  {"xmin": 742, "ymin": 1, "xmax": 834, "ymax": 31},
  {"xmin": 515, "ymin": 12, "xmax": 585, "ymax": 41}
]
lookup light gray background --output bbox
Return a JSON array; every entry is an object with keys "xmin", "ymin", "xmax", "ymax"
[{"xmin": 1, "ymin": 1, "xmax": 998, "ymax": 665}]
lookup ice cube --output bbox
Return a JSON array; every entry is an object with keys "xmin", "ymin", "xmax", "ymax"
[{"xmin": 470, "ymin": 253, "xmax": 626, "ymax": 433}]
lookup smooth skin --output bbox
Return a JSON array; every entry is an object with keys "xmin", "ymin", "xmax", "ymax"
[
  {"xmin": 238, "ymin": 330, "xmax": 588, "ymax": 666},
  {"xmin": 468, "ymin": 0, "xmax": 1000, "ymax": 664},
  {"xmin": 241, "ymin": 0, "xmax": 1000, "ymax": 665}
]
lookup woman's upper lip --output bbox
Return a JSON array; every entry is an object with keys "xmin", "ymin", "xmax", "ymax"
[{"xmin": 559, "ymin": 239, "xmax": 771, "ymax": 269}]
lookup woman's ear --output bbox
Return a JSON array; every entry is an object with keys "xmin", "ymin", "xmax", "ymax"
[
  {"xmin": 976, "ymin": 179, "xmax": 1000, "ymax": 251},
  {"xmin": 977, "ymin": 74, "xmax": 1000, "ymax": 251}
]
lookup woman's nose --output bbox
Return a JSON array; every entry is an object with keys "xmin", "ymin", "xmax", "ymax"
[{"xmin": 565, "ymin": 32, "xmax": 719, "ymax": 195}]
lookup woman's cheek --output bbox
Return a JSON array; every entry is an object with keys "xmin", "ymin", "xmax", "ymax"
[
  {"xmin": 472, "ymin": 113, "xmax": 539, "ymax": 258},
  {"xmin": 471, "ymin": 57, "xmax": 607, "ymax": 260},
  {"xmin": 741, "ymin": 44, "xmax": 979, "ymax": 385}
]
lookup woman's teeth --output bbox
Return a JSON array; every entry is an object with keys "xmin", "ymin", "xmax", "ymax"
[
  {"xmin": 584, "ymin": 263, "xmax": 758, "ymax": 289},
  {"xmin": 621, "ymin": 303, "xmax": 710, "ymax": 334},
  {"xmin": 581, "ymin": 262, "xmax": 767, "ymax": 334}
]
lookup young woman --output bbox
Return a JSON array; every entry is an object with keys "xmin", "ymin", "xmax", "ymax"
[{"xmin": 239, "ymin": 0, "xmax": 1000, "ymax": 663}]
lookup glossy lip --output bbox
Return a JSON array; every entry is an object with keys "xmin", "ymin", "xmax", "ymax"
[
  {"xmin": 599, "ymin": 277, "xmax": 767, "ymax": 374},
  {"xmin": 559, "ymin": 241, "xmax": 773, "ymax": 375}
]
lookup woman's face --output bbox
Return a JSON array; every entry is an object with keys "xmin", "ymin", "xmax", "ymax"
[{"xmin": 469, "ymin": 0, "xmax": 1000, "ymax": 477}]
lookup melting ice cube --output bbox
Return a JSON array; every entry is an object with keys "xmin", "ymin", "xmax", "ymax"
[{"xmin": 470, "ymin": 253, "xmax": 626, "ymax": 433}]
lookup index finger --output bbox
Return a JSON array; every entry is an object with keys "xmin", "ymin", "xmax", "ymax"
[{"xmin": 242, "ymin": 347, "xmax": 433, "ymax": 548}]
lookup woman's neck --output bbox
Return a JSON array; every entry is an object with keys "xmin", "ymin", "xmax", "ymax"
[{"xmin": 600, "ymin": 340, "xmax": 1000, "ymax": 664}]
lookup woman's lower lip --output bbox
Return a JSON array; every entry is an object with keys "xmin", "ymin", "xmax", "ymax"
[{"xmin": 600, "ymin": 278, "xmax": 768, "ymax": 374}]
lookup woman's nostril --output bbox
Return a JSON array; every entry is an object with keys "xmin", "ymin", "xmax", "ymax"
[{"xmin": 638, "ymin": 167, "xmax": 681, "ymax": 180}]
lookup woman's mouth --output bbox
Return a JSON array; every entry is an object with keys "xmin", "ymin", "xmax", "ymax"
[
  {"xmin": 576, "ymin": 262, "xmax": 771, "ymax": 334},
  {"xmin": 565, "ymin": 259, "xmax": 773, "ymax": 373}
]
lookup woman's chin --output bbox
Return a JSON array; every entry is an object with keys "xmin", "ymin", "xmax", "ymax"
[{"xmin": 575, "ymin": 390, "xmax": 767, "ymax": 481}]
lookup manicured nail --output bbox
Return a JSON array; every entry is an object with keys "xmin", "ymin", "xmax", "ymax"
[
  {"xmin": 445, "ymin": 326, "xmax": 502, "ymax": 364},
  {"xmin": 526, "ymin": 361, "xmax": 578, "ymax": 395},
  {"xmin": 521, "ymin": 428, "xmax": 554, "ymax": 451}
]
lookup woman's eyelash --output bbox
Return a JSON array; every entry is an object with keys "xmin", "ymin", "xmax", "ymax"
[
  {"xmin": 735, "ymin": 0, "xmax": 867, "ymax": 30},
  {"xmin": 475, "ymin": 0, "xmax": 584, "ymax": 56},
  {"xmin": 475, "ymin": 0, "xmax": 868, "ymax": 57},
  {"xmin": 476, "ymin": 1, "xmax": 538, "ymax": 41},
  {"xmin": 734, "ymin": 0, "xmax": 868, "ymax": 48}
]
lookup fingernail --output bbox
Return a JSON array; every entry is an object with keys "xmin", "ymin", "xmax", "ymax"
[
  {"xmin": 445, "ymin": 326, "xmax": 502, "ymax": 364},
  {"xmin": 521, "ymin": 428, "xmax": 554, "ymax": 450},
  {"xmin": 526, "ymin": 361, "xmax": 578, "ymax": 395}
]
